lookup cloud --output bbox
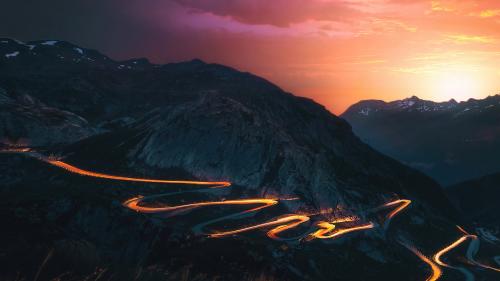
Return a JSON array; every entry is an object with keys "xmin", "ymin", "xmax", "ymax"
[
  {"xmin": 478, "ymin": 9, "xmax": 500, "ymax": 18},
  {"xmin": 430, "ymin": 0, "xmax": 455, "ymax": 12},
  {"xmin": 172, "ymin": 0, "xmax": 367, "ymax": 27},
  {"xmin": 446, "ymin": 34, "xmax": 495, "ymax": 44}
]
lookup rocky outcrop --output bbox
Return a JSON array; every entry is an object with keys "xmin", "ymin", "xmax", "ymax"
[{"xmin": 0, "ymin": 87, "xmax": 97, "ymax": 147}]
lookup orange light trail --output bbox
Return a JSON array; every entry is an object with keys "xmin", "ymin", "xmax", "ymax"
[
  {"xmin": 266, "ymin": 215, "xmax": 311, "ymax": 240},
  {"xmin": 2, "ymin": 149, "xmax": 441, "ymax": 250},
  {"xmin": 0, "ymin": 147, "xmax": 31, "ymax": 153},
  {"xmin": 459, "ymin": 225, "xmax": 500, "ymax": 273},
  {"xmin": 5, "ymin": 147, "xmax": 500, "ymax": 281},
  {"xmin": 401, "ymin": 243, "xmax": 442, "ymax": 281},
  {"xmin": 381, "ymin": 199, "xmax": 412, "ymax": 220},
  {"xmin": 123, "ymin": 197, "xmax": 278, "ymax": 214},
  {"xmin": 430, "ymin": 225, "xmax": 500, "ymax": 279},
  {"xmin": 473, "ymin": 260, "xmax": 500, "ymax": 273},
  {"xmin": 46, "ymin": 160, "xmax": 231, "ymax": 188},
  {"xmin": 43, "ymin": 157, "xmax": 378, "ymax": 241},
  {"xmin": 209, "ymin": 214, "xmax": 310, "ymax": 239},
  {"xmin": 433, "ymin": 235, "xmax": 473, "ymax": 268},
  {"xmin": 310, "ymin": 221, "xmax": 374, "ymax": 239}
]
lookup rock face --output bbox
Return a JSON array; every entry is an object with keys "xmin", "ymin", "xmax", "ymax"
[
  {"xmin": 0, "ymin": 87, "xmax": 96, "ymax": 146},
  {"xmin": 342, "ymin": 95, "xmax": 500, "ymax": 186},
  {"xmin": 0, "ymin": 38, "xmax": 478, "ymax": 281},
  {"xmin": 124, "ymin": 92, "xmax": 453, "ymax": 215}
]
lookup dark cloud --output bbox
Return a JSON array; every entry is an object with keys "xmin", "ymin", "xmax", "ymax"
[
  {"xmin": 173, "ymin": 0, "xmax": 365, "ymax": 27},
  {"xmin": 0, "ymin": 0, "xmax": 179, "ymax": 60}
]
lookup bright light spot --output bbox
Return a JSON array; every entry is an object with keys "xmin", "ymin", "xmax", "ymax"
[{"xmin": 434, "ymin": 69, "xmax": 480, "ymax": 101}]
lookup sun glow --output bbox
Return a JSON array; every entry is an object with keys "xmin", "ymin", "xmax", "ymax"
[{"xmin": 435, "ymin": 69, "xmax": 481, "ymax": 101}]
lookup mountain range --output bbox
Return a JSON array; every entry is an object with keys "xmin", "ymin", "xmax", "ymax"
[
  {"xmin": 1, "ymin": 38, "xmax": 499, "ymax": 281},
  {"xmin": 342, "ymin": 95, "xmax": 500, "ymax": 186}
]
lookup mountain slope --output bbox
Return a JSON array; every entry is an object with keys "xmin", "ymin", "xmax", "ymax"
[
  {"xmin": 0, "ymin": 86, "xmax": 96, "ymax": 146},
  {"xmin": 448, "ymin": 172, "xmax": 500, "ymax": 230},
  {"xmin": 341, "ymin": 95, "xmax": 500, "ymax": 185},
  {"xmin": 1, "ymin": 38, "xmax": 454, "ymax": 214},
  {"xmin": 3, "ymin": 39, "xmax": 498, "ymax": 281}
]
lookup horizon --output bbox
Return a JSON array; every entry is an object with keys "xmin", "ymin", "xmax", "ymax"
[
  {"xmin": 2, "ymin": 0, "xmax": 500, "ymax": 114},
  {"xmin": 4, "ymin": 35, "xmax": 499, "ymax": 115}
]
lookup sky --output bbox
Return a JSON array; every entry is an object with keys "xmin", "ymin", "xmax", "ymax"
[{"xmin": 1, "ymin": 0, "xmax": 500, "ymax": 114}]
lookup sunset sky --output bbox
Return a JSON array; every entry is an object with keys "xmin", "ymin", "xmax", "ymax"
[{"xmin": 2, "ymin": 0, "xmax": 500, "ymax": 113}]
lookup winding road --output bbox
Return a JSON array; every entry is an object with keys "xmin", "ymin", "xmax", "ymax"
[
  {"xmin": 429, "ymin": 226, "xmax": 500, "ymax": 281},
  {"xmin": 3, "ymin": 148, "xmax": 380, "ymax": 241},
  {"xmin": 433, "ymin": 233, "xmax": 476, "ymax": 281},
  {"xmin": 400, "ymin": 241, "xmax": 442, "ymax": 281},
  {"xmin": 2, "ymin": 146, "xmax": 500, "ymax": 281}
]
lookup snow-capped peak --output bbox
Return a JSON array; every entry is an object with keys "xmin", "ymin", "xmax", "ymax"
[
  {"xmin": 41, "ymin": 40, "xmax": 59, "ymax": 46},
  {"xmin": 5, "ymin": 51, "xmax": 20, "ymax": 58}
]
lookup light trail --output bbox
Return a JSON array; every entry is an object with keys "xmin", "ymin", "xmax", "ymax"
[
  {"xmin": 0, "ymin": 147, "xmax": 31, "ymax": 153},
  {"xmin": 5, "ymin": 138, "xmax": 500, "ymax": 281},
  {"xmin": 463, "ymin": 228, "xmax": 500, "ymax": 273},
  {"xmin": 468, "ymin": 240, "xmax": 500, "ymax": 273},
  {"xmin": 433, "ymin": 235, "xmax": 471, "ymax": 267},
  {"xmin": 310, "ymin": 221, "xmax": 374, "ymax": 239},
  {"xmin": 7, "ymin": 146, "xmax": 500, "ymax": 279},
  {"xmin": 46, "ymin": 160, "xmax": 231, "ymax": 188},
  {"xmin": 401, "ymin": 242, "xmax": 442, "ymax": 281},
  {"xmin": 15, "ymin": 146, "xmax": 497, "ymax": 273},
  {"xmin": 371, "ymin": 199, "xmax": 411, "ymax": 230},
  {"xmin": 381, "ymin": 199, "xmax": 412, "ymax": 220},
  {"xmin": 209, "ymin": 214, "xmax": 311, "ymax": 239},
  {"xmin": 433, "ymin": 233, "xmax": 476, "ymax": 281},
  {"xmin": 430, "ymin": 226, "xmax": 500, "ymax": 280},
  {"xmin": 36, "ymin": 153, "xmax": 379, "ymax": 241},
  {"xmin": 123, "ymin": 197, "xmax": 278, "ymax": 214}
]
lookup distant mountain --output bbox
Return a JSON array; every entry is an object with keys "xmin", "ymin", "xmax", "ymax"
[
  {"xmin": 342, "ymin": 95, "xmax": 500, "ymax": 186},
  {"xmin": 448, "ymin": 172, "xmax": 500, "ymax": 230},
  {"xmin": 2, "ymin": 39, "xmax": 498, "ymax": 281}
]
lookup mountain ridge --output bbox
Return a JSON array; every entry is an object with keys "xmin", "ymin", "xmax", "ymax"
[
  {"xmin": 343, "ymin": 94, "xmax": 500, "ymax": 116},
  {"xmin": 342, "ymin": 94, "xmax": 500, "ymax": 185}
]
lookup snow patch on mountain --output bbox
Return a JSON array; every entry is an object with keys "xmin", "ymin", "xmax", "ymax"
[
  {"xmin": 359, "ymin": 108, "xmax": 371, "ymax": 116},
  {"xmin": 346, "ymin": 95, "xmax": 499, "ymax": 117},
  {"xmin": 398, "ymin": 99, "xmax": 415, "ymax": 108},
  {"xmin": 5, "ymin": 51, "xmax": 19, "ymax": 58},
  {"xmin": 74, "ymin": 47, "xmax": 84, "ymax": 54},
  {"xmin": 41, "ymin": 40, "xmax": 59, "ymax": 46}
]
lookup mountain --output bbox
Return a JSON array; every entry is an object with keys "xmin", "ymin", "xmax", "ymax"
[
  {"xmin": 1, "ymin": 39, "xmax": 499, "ymax": 281},
  {"xmin": 448, "ymin": 172, "xmax": 500, "ymax": 231},
  {"xmin": 0, "ymin": 86, "xmax": 96, "ymax": 146},
  {"xmin": 341, "ymin": 95, "xmax": 500, "ymax": 186},
  {"xmin": 0, "ymin": 38, "xmax": 452, "ymax": 210}
]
